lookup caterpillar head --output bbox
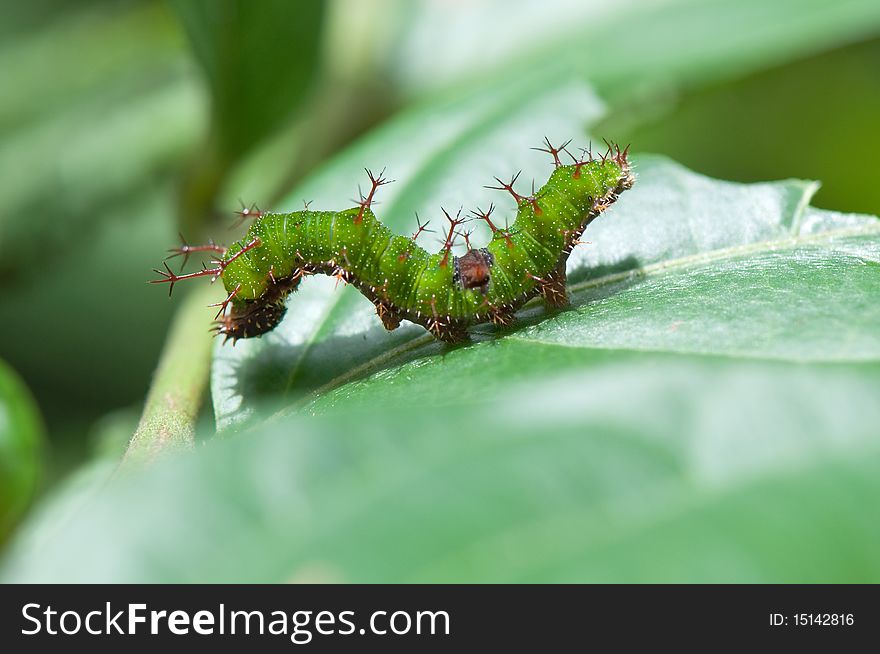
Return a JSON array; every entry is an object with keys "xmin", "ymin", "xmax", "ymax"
[
  {"xmin": 453, "ymin": 248, "xmax": 494, "ymax": 295},
  {"xmin": 216, "ymin": 300, "xmax": 287, "ymax": 343},
  {"xmin": 214, "ymin": 270, "xmax": 304, "ymax": 342}
]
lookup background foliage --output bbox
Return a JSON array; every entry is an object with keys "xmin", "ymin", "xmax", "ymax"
[{"xmin": 0, "ymin": 0, "xmax": 878, "ymax": 582}]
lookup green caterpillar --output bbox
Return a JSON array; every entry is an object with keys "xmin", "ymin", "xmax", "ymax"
[{"xmin": 152, "ymin": 141, "xmax": 634, "ymax": 343}]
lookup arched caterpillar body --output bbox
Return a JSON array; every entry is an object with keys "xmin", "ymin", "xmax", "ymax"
[{"xmin": 152, "ymin": 142, "xmax": 634, "ymax": 343}]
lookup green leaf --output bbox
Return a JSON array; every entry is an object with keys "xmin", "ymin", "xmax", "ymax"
[
  {"xmin": 0, "ymin": 182, "xmax": 188, "ymax": 412},
  {"xmin": 4, "ymin": 75, "xmax": 878, "ymax": 583},
  {"xmin": 169, "ymin": 0, "xmax": 326, "ymax": 238},
  {"xmin": 0, "ymin": 359, "xmax": 44, "ymax": 541},
  {"xmin": 4, "ymin": 358, "xmax": 880, "ymax": 582},
  {"xmin": 169, "ymin": 0, "xmax": 325, "ymax": 160},
  {"xmin": 0, "ymin": 2, "xmax": 200, "ymax": 279},
  {"xmin": 387, "ymin": 0, "xmax": 880, "ymax": 95}
]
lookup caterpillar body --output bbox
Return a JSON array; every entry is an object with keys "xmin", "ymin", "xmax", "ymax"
[{"xmin": 152, "ymin": 141, "xmax": 634, "ymax": 343}]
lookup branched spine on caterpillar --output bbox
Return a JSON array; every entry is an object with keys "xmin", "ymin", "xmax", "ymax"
[{"xmin": 151, "ymin": 140, "xmax": 635, "ymax": 343}]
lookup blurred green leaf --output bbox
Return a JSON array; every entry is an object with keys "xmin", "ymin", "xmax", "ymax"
[
  {"xmin": 4, "ymin": 75, "xmax": 878, "ymax": 582},
  {"xmin": 4, "ymin": 357, "xmax": 880, "ymax": 582},
  {"xmin": 0, "ymin": 359, "xmax": 44, "ymax": 540},
  {"xmin": 386, "ymin": 0, "xmax": 880, "ymax": 96},
  {"xmin": 0, "ymin": 76, "xmax": 202, "ymax": 279},
  {"xmin": 169, "ymin": 0, "xmax": 325, "ymax": 160},
  {"xmin": 0, "ymin": 1, "xmax": 200, "ymax": 280},
  {"xmin": 602, "ymin": 36, "xmax": 880, "ymax": 216},
  {"xmin": 0, "ymin": 1, "xmax": 182, "ymax": 133},
  {"xmin": 169, "ymin": 0, "xmax": 326, "ymax": 237},
  {"xmin": 0, "ymin": 181, "xmax": 183, "ymax": 417}
]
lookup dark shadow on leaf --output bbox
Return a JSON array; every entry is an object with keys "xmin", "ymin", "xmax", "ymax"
[{"xmin": 222, "ymin": 321, "xmax": 438, "ymax": 423}]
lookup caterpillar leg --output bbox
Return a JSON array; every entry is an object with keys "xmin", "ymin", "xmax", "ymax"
[
  {"xmin": 489, "ymin": 309, "xmax": 516, "ymax": 327},
  {"xmin": 434, "ymin": 324, "xmax": 470, "ymax": 344},
  {"xmin": 537, "ymin": 263, "xmax": 569, "ymax": 309},
  {"xmin": 374, "ymin": 301, "xmax": 402, "ymax": 331},
  {"xmin": 425, "ymin": 317, "xmax": 470, "ymax": 344}
]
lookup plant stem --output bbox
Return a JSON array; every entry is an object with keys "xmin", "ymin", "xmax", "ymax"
[{"xmin": 123, "ymin": 284, "xmax": 220, "ymax": 464}]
